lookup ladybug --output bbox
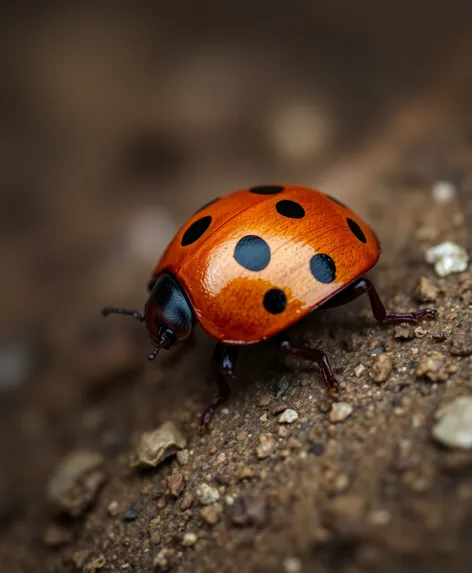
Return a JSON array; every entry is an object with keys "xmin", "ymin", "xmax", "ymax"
[{"xmin": 102, "ymin": 184, "xmax": 436, "ymax": 426}]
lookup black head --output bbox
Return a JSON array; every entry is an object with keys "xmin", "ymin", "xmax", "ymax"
[{"xmin": 101, "ymin": 273, "xmax": 195, "ymax": 360}]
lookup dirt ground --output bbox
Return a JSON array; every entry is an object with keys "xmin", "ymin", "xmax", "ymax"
[{"xmin": 1, "ymin": 5, "xmax": 472, "ymax": 573}]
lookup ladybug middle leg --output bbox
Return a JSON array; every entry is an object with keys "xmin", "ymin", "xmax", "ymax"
[
  {"xmin": 320, "ymin": 277, "xmax": 436, "ymax": 323},
  {"xmin": 279, "ymin": 340, "xmax": 339, "ymax": 391},
  {"xmin": 200, "ymin": 343, "xmax": 238, "ymax": 429}
]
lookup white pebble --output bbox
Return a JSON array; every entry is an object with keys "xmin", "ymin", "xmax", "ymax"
[
  {"xmin": 354, "ymin": 364, "xmax": 365, "ymax": 377},
  {"xmin": 329, "ymin": 402, "xmax": 353, "ymax": 423},
  {"xmin": 425, "ymin": 241, "xmax": 469, "ymax": 277},
  {"xmin": 278, "ymin": 409, "xmax": 299, "ymax": 424},
  {"xmin": 432, "ymin": 396, "xmax": 472, "ymax": 448},
  {"xmin": 432, "ymin": 180, "xmax": 456, "ymax": 203},
  {"xmin": 195, "ymin": 483, "xmax": 220, "ymax": 505},
  {"xmin": 182, "ymin": 532, "xmax": 197, "ymax": 546},
  {"xmin": 283, "ymin": 556, "xmax": 302, "ymax": 573}
]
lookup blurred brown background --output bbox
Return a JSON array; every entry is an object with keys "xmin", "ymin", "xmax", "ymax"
[
  {"xmin": 2, "ymin": 2, "xmax": 472, "ymax": 329},
  {"xmin": 1, "ymin": 2, "xmax": 472, "ymax": 571}
]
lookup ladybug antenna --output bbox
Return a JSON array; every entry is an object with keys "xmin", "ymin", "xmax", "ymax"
[
  {"xmin": 148, "ymin": 345, "xmax": 160, "ymax": 361},
  {"xmin": 148, "ymin": 329, "xmax": 172, "ymax": 361},
  {"xmin": 101, "ymin": 307, "xmax": 143, "ymax": 322}
]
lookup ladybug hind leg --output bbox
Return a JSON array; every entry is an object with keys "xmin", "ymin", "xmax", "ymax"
[
  {"xmin": 200, "ymin": 343, "xmax": 238, "ymax": 429},
  {"xmin": 320, "ymin": 277, "xmax": 436, "ymax": 324}
]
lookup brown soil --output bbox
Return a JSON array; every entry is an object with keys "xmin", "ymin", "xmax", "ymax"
[{"xmin": 1, "ymin": 5, "xmax": 472, "ymax": 573}]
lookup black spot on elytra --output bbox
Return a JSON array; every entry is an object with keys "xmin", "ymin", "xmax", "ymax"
[
  {"xmin": 275, "ymin": 199, "xmax": 305, "ymax": 219},
  {"xmin": 263, "ymin": 288, "xmax": 287, "ymax": 314},
  {"xmin": 194, "ymin": 197, "xmax": 219, "ymax": 214},
  {"xmin": 327, "ymin": 194, "xmax": 346, "ymax": 207},
  {"xmin": 310, "ymin": 254, "xmax": 336, "ymax": 283},
  {"xmin": 249, "ymin": 185, "xmax": 284, "ymax": 195},
  {"xmin": 181, "ymin": 215, "xmax": 212, "ymax": 246},
  {"xmin": 234, "ymin": 235, "xmax": 271, "ymax": 271},
  {"xmin": 347, "ymin": 218, "xmax": 367, "ymax": 243}
]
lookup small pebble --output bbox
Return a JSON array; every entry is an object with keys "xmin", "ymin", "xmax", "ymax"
[
  {"xmin": 276, "ymin": 376, "xmax": 290, "ymax": 397},
  {"xmin": 167, "ymin": 473, "xmax": 185, "ymax": 498},
  {"xmin": 433, "ymin": 396, "xmax": 472, "ymax": 448},
  {"xmin": 176, "ymin": 449, "xmax": 189, "ymax": 466},
  {"xmin": 199, "ymin": 503, "xmax": 223, "ymax": 525},
  {"xmin": 394, "ymin": 323, "xmax": 413, "ymax": 340},
  {"xmin": 259, "ymin": 413, "xmax": 268, "ymax": 422},
  {"xmin": 123, "ymin": 506, "xmax": 138, "ymax": 522},
  {"xmin": 449, "ymin": 331, "xmax": 472, "ymax": 356},
  {"xmin": 133, "ymin": 422, "xmax": 186, "ymax": 468},
  {"xmin": 259, "ymin": 394, "xmax": 272, "ymax": 407},
  {"xmin": 329, "ymin": 402, "xmax": 353, "ymax": 423},
  {"xmin": 414, "ymin": 276, "xmax": 440, "ymax": 302},
  {"xmin": 278, "ymin": 426, "xmax": 290, "ymax": 438},
  {"xmin": 150, "ymin": 531, "xmax": 161, "ymax": 545},
  {"xmin": 369, "ymin": 353, "xmax": 393, "ymax": 384},
  {"xmin": 195, "ymin": 483, "xmax": 220, "ymax": 505},
  {"xmin": 47, "ymin": 451, "xmax": 106, "ymax": 517},
  {"xmin": 414, "ymin": 326, "xmax": 427, "ymax": 338},
  {"xmin": 283, "ymin": 556, "xmax": 302, "ymax": 573},
  {"xmin": 180, "ymin": 492, "xmax": 194, "ymax": 511},
  {"xmin": 354, "ymin": 364, "xmax": 365, "ymax": 377},
  {"xmin": 425, "ymin": 241, "xmax": 469, "ymax": 277},
  {"xmin": 256, "ymin": 433, "xmax": 277, "ymax": 459},
  {"xmin": 182, "ymin": 532, "xmax": 197, "ymax": 546},
  {"xmin": 431, "ymin": 328, "xmax": 447, "ymax": 342},
  {"xmin": 153, "ymin": 548, "xmax": 176, "ymax": 571},
  {"xmin": 278, "ymin": 409, "xmax": 299, "ymax": 424},
  {"xmin": 416, "ymin": 352, "xmax": 449, "ymax": 382},
  {"xmin": 84, "ymin": 555, "xmax": 106, "ymax": 572},
  {"xmin": 107, "ymin": 500, "xmax": 120, "ymax": 516},
  {"xmin": 432, "ymin": 180, "xmax": 456, "ymax": 203}
]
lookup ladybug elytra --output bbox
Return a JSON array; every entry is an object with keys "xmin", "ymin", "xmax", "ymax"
[{"xmin": 102, "ymin": 184, "xmax": 436, "ymax": 427}]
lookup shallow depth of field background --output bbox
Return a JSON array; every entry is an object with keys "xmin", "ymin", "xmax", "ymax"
[{"xmin": 1, "ymin": 0, "xmax": 472, "ymax": 548}]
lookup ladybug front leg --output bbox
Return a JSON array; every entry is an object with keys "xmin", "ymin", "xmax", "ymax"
[
  {"xmin": 200, "ymin": 343, "xmax": 238, "ymax": 429},
  {"xmin": 321, "ymin": 277, "xmax": 436, "ymax": 324},
  {"xmin": 279, "ymin": 340, "xmax": 339, "ymax": 391}
]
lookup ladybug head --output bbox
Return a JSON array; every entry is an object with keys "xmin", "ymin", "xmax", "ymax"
[{"xmin": 101, "ymin": 272, "xmax": 195, "ymax": 361}]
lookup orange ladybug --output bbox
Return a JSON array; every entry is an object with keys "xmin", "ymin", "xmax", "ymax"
[{"xmin": 102, "ymin": 184, "xmax": 436, "ymax": 426}]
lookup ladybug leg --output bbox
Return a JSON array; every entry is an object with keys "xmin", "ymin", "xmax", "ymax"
[
  {"xmin": 321, "ymin": 277, "xmax": 436, "ymax": 324},
  {"xmin": 279, "ymin": 340, "xmax": 339, "ymax": 391},
  {"xmin": 200, "ymin": 343, "xmax": 238, "ymax": 429}
]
